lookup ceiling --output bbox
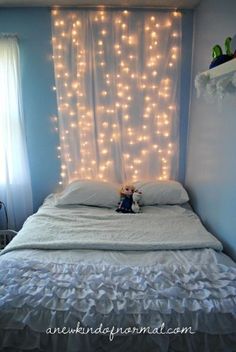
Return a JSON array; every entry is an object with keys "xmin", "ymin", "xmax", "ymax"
[{"xmin": 0, "ymin": 0, "xmax": 201, "ymax": 8}]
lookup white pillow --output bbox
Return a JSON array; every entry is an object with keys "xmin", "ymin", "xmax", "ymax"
[
  {"xmin": 56, "ymin": 180, "xmax": 119, "ymax": 208},
  {"xmin": 133, "ymin": 180, "xmax": 189, "ymax": 205}
]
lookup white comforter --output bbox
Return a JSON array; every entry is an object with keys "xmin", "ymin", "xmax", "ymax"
[
  {"xmin": 1, "ymin": 195, "xmax": 222, "ymax": 254},
  {"xmin": 0, "ymin": 197, "xmax": 235, "ymax": 352}
]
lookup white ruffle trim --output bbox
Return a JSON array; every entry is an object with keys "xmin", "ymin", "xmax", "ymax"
[
  {"xmin": 0, "ymin": 258, "xmax": 236, "ymax": 336},
  {"xmin": 0, "ymin": 258, "xmax": 236, "ymax": 351},
  {"xmin": 195, "ymin": 71, "xmax": 236, "ymax": 100}
]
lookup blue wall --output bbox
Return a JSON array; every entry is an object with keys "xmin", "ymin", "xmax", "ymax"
[
  {"xmin": 179, "ymin": 11, "xmax": 194, "ymax": 181},
  {"xmin": 0, "ymin": 8, "xmax": 193, "ymax": 219},
  {"xmin": 185, "ymin": 0, "xmax": 236, "ymax": 260},
  {"xmin": 0, "ymin": 8, "xmax": 60, "ymax": 213}
]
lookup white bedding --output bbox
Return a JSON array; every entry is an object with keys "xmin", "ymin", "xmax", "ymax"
[
  {"xmin": 1, "ymin": 195, "xmax": 222, "ymax": 254},
  {"xmin": 0, "ymin": 197, "xmax": 235, "ymax": 352}
]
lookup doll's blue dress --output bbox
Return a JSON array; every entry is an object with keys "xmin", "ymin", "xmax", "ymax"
[{"xmin": 116, "ymin": 195, "xmax": 134, "ymax": 213}]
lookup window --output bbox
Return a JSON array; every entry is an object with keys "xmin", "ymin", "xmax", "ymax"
[{"xmin": 0, "ymin": 35, "xmax": 32, "ymax": 229}]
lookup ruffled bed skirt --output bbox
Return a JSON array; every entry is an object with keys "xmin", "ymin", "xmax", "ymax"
[
  {"xmin": 0, "ymin": 258, "xmax": 236, "ymax": 351},
  {"xmin": 1, "ymin": 328, "xmax": 236, "ymax": 352}
]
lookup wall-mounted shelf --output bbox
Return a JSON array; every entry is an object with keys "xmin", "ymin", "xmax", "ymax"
[
  {"xmin": 195, "ymin": 58, "xmax": 236, "ymax": 99},
  {"xmin": 201, "ymin": 58, "xmax": 236, "ymax": 79}
]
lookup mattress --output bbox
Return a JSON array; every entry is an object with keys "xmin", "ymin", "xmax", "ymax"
[{"xmin": 0, "ymin": 196, "xmax": 235, "ymax": 352}]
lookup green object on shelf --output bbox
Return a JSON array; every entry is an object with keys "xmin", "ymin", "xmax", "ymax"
[
  {"xmin": 212, "ymin": 38, "xmax": 233, "ymax": 59},
  {"xmin": 212, "ymin": 45, "xmax": 222, "ymax": 59},
  {"xmin": 225, "ymin": 37, "xmax": 233, "ymax": 56},
  {"xmin": 210, "ymin": 37, "xmax": 234, "ymax": 69}
]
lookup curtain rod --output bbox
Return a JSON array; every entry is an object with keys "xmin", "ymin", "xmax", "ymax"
[{"xmin": 51, "ymin": 5, "xmax": 183, "ymax": 10}]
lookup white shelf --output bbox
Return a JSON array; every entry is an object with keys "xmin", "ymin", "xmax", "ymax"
[{"xmin": 202, "ymin": 58, "xmax": 236, "ymax": 79}]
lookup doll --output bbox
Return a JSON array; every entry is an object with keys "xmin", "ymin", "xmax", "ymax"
[
  {"xmin": 131, "ymin": 190, "xmax": 142, "ymax": 213},
  {"xmin": 116, "ymin": 184, "xmax": 135, "ymax": 213}
]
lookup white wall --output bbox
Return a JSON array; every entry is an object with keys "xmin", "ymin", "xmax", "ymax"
[{"xmin": 186, "ymin": 0, "xmax": 236, "ymax": 260}]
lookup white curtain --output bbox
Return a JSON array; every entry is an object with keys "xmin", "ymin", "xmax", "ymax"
[
  {"xmin": 0, "ymin": 35, "xmax": 33, "ymax": 230},
  {"xmin": 51, "ymin": 9, "xmax": 181, "ymax": 186}
]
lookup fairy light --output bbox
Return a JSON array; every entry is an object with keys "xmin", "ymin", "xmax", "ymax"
[{"xmin": 52, "ymin": 8, "xmax": 180, "ymax": 185}]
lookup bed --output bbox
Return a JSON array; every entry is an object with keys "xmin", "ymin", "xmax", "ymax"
[{"xmin": 0, "ymin": 180, "xmax": 236, "ymax": 352}]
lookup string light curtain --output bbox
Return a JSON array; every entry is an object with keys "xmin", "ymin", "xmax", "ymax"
[
  {"xmin": 0, "ymin": 35, "xmax": 33, "ymax": 230},
  {"xmin": 51, "ymin": 9, "xmax": 181, "ymax": 185}
]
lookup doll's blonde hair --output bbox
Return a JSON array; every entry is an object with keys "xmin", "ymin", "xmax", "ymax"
[{"xmin": 120, "ymin": 183, "xmax": 135, "ymax": 195}]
